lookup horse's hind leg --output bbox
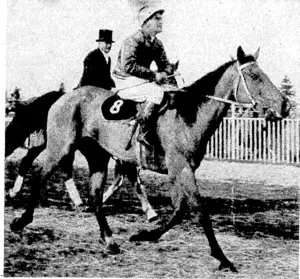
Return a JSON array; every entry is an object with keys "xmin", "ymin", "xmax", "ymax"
[
  {"xmin": 78, "ymin": 137, "xmax": 118, "ymax": 251},
  {"xmin": 61, "ymin": 151, "xmax": 83, "ymax": 206},
  {"xmin": 10, "ymin": 147, "xmax": 69, "ymax": 231},
  {"xmin": 10, "ymin": 144, "xmax": 45, "ymax": 198},
  {"xmin": 125, "ymin": 163, "xmax": 158, "ymax": 222}
]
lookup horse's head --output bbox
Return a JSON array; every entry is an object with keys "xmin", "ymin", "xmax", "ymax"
[
  {"xmin": 170, "ymin": 60, "xmax": 179, "ymax": 72},
  {"xmin": 5, "ymin": 100, "xmax": 26, "ymax": 116},
  {"xmin": 235, "ymin": 46, "xmax": 285, "ymax": 121}
]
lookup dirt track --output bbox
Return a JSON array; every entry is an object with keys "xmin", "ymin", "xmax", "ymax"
[
  {"xmin": 7, "ymin": 148, "xmax": 300, "ymax": 186},
  {"xmin": 4, "ymin": 149, "xmax": 299, "ymax": 278}
]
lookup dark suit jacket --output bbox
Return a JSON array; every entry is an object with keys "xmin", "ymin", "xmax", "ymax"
[{"xmin": 78, "ymin": 48, "xmax": 115, "ymax": 90}]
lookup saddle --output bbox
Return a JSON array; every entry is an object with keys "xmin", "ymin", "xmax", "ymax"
[{"xmin": 101, "ymin": 90, "xmax": 177, "ymax": 121}]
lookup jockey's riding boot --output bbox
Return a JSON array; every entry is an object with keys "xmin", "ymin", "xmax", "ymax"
[{"xmin": 137, "ymin": 102, "xmax": 159, "ymax": 147}]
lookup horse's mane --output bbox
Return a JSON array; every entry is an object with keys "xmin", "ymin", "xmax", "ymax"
[{"xmin": 174, "ymin": 55, "xmax": 256, "ymax": 125}]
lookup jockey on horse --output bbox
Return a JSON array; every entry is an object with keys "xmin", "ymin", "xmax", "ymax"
[{"xmin": 113, "ymin": 6, "xmax": 177, "ymax": 147}]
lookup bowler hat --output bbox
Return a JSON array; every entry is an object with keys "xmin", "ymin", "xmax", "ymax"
[
  {"xmin": 138, "ymin": 6, "xmax": 165, "ymax": 26},
  {"xmin": 96, "ymin": 29, "xmax": 115, "ymax": 43}
]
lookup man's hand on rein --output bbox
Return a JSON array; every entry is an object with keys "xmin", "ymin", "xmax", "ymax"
[{"xmin": 154, "ymin": 72, "xmax": 168, "ymax": 85}]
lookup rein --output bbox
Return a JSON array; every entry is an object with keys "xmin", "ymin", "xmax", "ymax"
[
  {"xmin": 206, "ymin": 61, "xmax": 258, "ymax": 109},
  {"xmin": 202, "ymin": 95, "xmax": 253, "ymax": 108},
  {"xmin": 116, "ymin": 73, "xmax": 180, "ymax": 92}
]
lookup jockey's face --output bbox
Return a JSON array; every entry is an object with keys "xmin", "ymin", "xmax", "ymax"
[
  {"xmin": 143, "ymin": 13, "xmax": 163, "ymax": 36},
  {"xmin": 99, "ymin": 41, "xmax": 112, "ymax": 54}
]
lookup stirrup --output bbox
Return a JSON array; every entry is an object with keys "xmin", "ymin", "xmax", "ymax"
[{"xmin": 137, "ymin": 132, "xmax": 152, "ymax": 148}]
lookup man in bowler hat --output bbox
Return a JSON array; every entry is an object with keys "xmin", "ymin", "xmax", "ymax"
[{"xmin": 77, "ymin": 29, "xmax": 116, "ymax": 90}]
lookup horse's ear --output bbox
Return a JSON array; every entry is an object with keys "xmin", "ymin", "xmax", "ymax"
[
  {"xmin": 172, "ymin": 60, "xmax": 179, "ymax": 71},
  {"xmin": 237, "ymin": 46, "xmax": 246, "ymax": 62},
  {"xmin": 253, "ymin": 47, "xmax": 260, "ymax": 61}
]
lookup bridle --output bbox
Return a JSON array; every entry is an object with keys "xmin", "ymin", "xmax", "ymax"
[
  {"xmin": 234, "ymin": 61, "xmax": 258, "ymax": 107},
  {"xmin": 202, "ymin": 61, "xmax": 259, "ymax": 109}
]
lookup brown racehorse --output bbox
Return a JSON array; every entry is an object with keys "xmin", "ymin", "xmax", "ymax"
[{"xmin": 10, "ymin": 47, "xmax": 286, "ymax": 272}]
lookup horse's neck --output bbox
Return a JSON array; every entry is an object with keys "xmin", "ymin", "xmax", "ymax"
[{"xmin": 194, "ymin": 64, "xmax": 236, "ymax": 139}]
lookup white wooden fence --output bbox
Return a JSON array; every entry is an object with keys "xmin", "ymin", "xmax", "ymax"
[{"xmin": 205, "ymin": 117, "xmax": 300, "ymax": 165}]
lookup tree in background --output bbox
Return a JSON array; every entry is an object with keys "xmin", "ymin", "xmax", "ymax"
[
  {"xmin": 11, "ymin": 87, "xmax": 21, "ymax": 101},
  {"xmin": 279, "ymin": 75, "xmax": 298, "ymax": 118},
  {"xmin": 6, "ymin": 87, "xmax": 22, "ymax": 116}
]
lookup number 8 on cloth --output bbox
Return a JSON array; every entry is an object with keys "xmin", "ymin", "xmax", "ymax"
[
  {"xmin": 101, "ymin": 95, "xmax": 138, "ymax": 120},
  {"xmin": 109, "ymin": 100, "xmax": 124, "ymax": 114}
]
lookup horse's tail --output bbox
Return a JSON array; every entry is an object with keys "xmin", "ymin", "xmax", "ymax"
[{"xmin": 5, "ymin": 90, "xmax": 64, "ymax": 157}]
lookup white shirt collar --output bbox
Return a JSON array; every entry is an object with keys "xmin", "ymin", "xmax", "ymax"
[
  {"xmin": 100, "ymin": 49, "xmax": 110, "ymax": 63},
  {"xmin": 150, "ymin": 35, "xmax": 155, "ymax": 42}
]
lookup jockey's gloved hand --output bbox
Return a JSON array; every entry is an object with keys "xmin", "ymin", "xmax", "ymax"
[
  {"xmin": 110, "ymin": 87, "xmax": 118, "ymax": 93},
  {"xmin": 154, "ymin": 72, "xmax": 168, "ymax": 85}
]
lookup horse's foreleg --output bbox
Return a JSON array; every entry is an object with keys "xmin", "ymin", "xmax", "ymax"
[
  {"xmin": 125, "ymin": 163, "xmax": 158, "ymax": 222},
  {"xmin": 198, "ymin": 197, "xmax": 237, "ymax": 272},
  {"xmin": 10, "ymin": 144, "xmax": 45, "ymax": 198},
  {"xmin": 173, "ymin": 165, "xmax": 237, "ymax": 272},
  {"xmin": 181, "ymin": 167, "xmax": 237, "ymax": 272}
]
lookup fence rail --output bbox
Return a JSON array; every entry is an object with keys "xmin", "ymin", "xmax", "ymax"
[{"xmin": 205, "ymin": 117, "xmax": 300, "ymax": 165}]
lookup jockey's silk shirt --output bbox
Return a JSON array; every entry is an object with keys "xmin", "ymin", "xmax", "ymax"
[{"xmin": 113, "ymin": 29, "xmax": 173, "ymax": 104}]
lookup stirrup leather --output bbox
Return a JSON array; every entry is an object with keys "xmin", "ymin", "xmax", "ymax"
[{"xmin": 137, "ymin": 131, "xmax": 152, "ymax": 147}]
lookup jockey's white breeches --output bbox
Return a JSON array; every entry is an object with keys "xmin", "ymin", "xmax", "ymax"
[{"xmin": 115, "ymin": 76, "xmax": 164, "ymax": 105}]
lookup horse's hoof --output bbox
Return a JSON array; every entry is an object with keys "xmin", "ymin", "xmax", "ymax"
[
  {"xmin": 129, "ymin": 229, "xmax": 160, "ymax": 242},
  {"xmin": 147, "ymin": 211, "xmax": 159, "ymax": 223},
  {"xmin": 9, "ymin": 189, "xmax": 17, "ymax": 198},
  {"xmin": 106, "ymin": 242, "xmax": 121, "ymax": 255},
  {"xmin": 10, "ymin": 218, "xmax": 26, "ymax": 232},
  {"xmin": 218, "ymin": 261, "xmax": 238, "ymax": 273}
]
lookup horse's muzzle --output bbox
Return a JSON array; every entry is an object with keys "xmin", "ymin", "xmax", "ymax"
[{"xmin": 265, "ymin": 108, "xmax": 282, "ymax": 121}]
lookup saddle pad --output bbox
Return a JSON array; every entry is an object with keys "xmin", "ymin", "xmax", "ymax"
[{"xmin": 102, "ymin": 94, "xmax": 138, "ymax": 120}]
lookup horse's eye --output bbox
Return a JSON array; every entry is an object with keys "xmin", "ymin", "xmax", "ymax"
[{"xmin": 247, "ymin": 72, "xmax": 262, "ymax": 82}]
